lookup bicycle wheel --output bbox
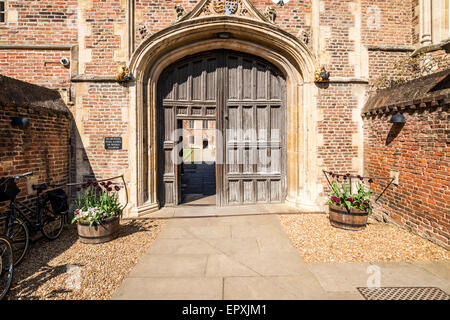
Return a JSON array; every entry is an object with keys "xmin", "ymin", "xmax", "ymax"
[
  {"xmin": 40, "ymin": 200, "xmax": 64, "ymax": 240},
  {"xmin": 3, "ymin": 216, "xmax": 29, "ymax": 266},
  {"xmin": 0, "ymin": 236, "xmax": 14, "ymax": 300}
]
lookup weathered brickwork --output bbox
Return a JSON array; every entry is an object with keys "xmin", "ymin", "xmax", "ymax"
[
  {"xmin": 368, "ymin": 48, "xmax": 450, "ymax": 91},
  {"xmin": 0, "ymin": 104, "xmax": 71, "ymax": 212},
  {"xmin": 319, "ymin": 0, "xmax": 355, "ymax": 77},
  {"xmin": 363, "ymin": 107, "xmax": 449, "ymax": 249},
  {"xmin": 76, "ymin": 82, "xmax": 129, "ymax": 179},
  {"xmin": 0, "ymin": 0, "xmax": 78, "ymax": 45},
  {"xmin": 83, "ymin": 0, "xmax": 127, "ymax": 76},
  {"xmin": 367, "ymin": 50, "xmax": 411, "ymax": 89},
  {"xmin": 0, "ymin": 50, "xmax": 71, "ymax": 88},
  {"xmin": 361, "ymin": 0, "xmax": 412, "ymax": 46},
  {"xmin": 317, "ymin": 83, "xmax": 359, "ymax": 175}
]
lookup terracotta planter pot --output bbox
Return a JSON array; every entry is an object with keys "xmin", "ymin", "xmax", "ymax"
[
  {"xmin": 77, "ymin": 216, "xmax": 120, "ymax": 244},
  {"xmin": 328, "ymin": 204, "xmax": 368, "ymax": 231}
]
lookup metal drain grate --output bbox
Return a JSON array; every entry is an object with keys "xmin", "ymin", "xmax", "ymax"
[{"xmin": 357, "ymin": 287, "xmax": 450, "ymax": 300}]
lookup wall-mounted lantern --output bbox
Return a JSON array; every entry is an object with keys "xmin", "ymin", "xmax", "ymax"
[
  {"xmin": 11, "ymin": 117, "xmax": 29, "ymax": 127},
  {"xmin": 389, "ymin": 113, "xmax": 406, "ymax": 123}
]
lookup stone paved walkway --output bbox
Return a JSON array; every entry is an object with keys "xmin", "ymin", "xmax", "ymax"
[{"xmin": 113, "ymin": 207, "xmax": 450, "ymax": 300}]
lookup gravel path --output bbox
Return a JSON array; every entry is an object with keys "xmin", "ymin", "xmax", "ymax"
[
  {"xmin": 279, "ymin": 214, "xmax": 449, "ymax": 263},
  {"xmin": 5, "ymin": 219, "xmax": 166, "ymax": 300}
]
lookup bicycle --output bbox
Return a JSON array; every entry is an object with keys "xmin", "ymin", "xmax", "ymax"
[
  {"xmin": 0, "ymin": 236, "xmax": 14, "ymax": 300},
  {"xmin": 0, "ymin": 172, "xmax": 69, "ymax": 266}
]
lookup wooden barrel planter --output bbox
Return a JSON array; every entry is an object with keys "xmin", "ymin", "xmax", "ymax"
[
  {"xmin": 77, "ymin": 216, "xmax": 120, "ymax": 244},
  {"xmin": 328, "ymin": 205, "xmax": 368, "ymax": 231}
]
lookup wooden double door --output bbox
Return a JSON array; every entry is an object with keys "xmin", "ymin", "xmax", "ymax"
[{"xmin": 157, "ymin": 50, "xmax": 286, "ymax": 206}]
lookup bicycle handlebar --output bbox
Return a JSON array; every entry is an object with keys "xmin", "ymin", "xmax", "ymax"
[{"xmin": 14, "ymin": 172, "xmax": 33, "ymax": 179}]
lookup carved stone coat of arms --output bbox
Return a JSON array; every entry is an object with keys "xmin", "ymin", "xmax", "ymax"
[{"xmin": 207, "ymin": 0, "xmax": 241, "ymax": 15}]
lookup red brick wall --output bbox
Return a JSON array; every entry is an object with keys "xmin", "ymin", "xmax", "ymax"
[
  {"xmin": 363, "ymin": 107, "xmax": 450, "ymax": 249},
  {"xmin": 78, "ymin": 83, "xmax": 129, "ymax": 179},
  {"xmin": 319, "ymin": 0, "xmax": 355, "ymax": 77},
  {"xmin": 0, "ymin": 50, "xmax": 71, "ymax": 88},
  {"xmin": 368, "ymin": 50, "xmax": 411, "ymax": 89},
  {"xmin": 83, "ymin": 0, "xmax": 127, "ymax": 76},
  {"xmin": 0, "ymin": 105, "xmax": 72, "ymax": 210},
  {"xmin": 0, "ymin": 0, "xmax": 78, "ymax": 45},
  {"xmin": 317, "ymin": 83, "xmax": 359, "ymax": 174},
  {"xmin": 361, "ymin": 0, "xmax": 412, "ymax": 46}
]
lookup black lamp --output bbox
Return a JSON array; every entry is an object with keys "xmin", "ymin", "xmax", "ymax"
[
  {"xmin": 11, "ymin": 117, "xmax": 29, "ymax": 127},
  {"xmin": 389, "ymin": 113, "xmax": 406, "ymax": 123}
]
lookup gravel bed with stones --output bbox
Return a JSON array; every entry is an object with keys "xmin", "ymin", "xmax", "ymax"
[
  {"xmin": 5, "ymin": 219, "xmax": 166, "ymax": 300},
  {"xmin": 279, "ymin": 214, "xmax": 450, "ymax": 264}
]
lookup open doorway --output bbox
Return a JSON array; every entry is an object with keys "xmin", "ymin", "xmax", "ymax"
[{"xmin": 180, "ymin": 119, "xmax": 216, "ymax": 205}]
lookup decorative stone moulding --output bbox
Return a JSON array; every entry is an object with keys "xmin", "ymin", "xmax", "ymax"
[
  {"xmin": 204, "ymin": 0, "xmax": 243, "ymax": 16},
  {"xmin": 138, "ymin": 25, "xmax": 148, "ymax": 39},
  {"xmin": 178, "ymin": 0, "xmax": 269, "ymax": 22},
  {"xmin": 297, "ymin": 28, "xmax": 311, "ymax": 47},
  {"xmin": 175, "ymin": 5, "xmax": 187, "ymax": 20},
  {"xmin": 314, "ymin": 66, "xmax": 330, "ymax": 82},
  {"xmin": 264, "ymin": 7, "xmax": 277, "ymax": 23},
  {"xmin": 115, "ymin": 65, "xmax": 133, "ymax": 82}
]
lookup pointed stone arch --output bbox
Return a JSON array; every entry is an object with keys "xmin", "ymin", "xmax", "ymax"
[{"xmin": 126, "ymin": 14, "xmax": 324, "ymax": 216}]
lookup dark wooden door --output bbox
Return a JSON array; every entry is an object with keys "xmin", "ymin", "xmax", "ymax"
[
  {"xmin": 223, "ymin": 52, "xmax": 286, "ymax": 205},
  {"xmin": 157, "ymin": 50, "xmax": 286, "ymax": 206}
]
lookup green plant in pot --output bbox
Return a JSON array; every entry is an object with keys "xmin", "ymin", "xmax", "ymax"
[
  {"xmin": 326, "ymin": 173, "xmax": 373, "ymax": 231},
  {"xmin": 72, "ymin": 181, "xmax": 123, "ymax": 244}
]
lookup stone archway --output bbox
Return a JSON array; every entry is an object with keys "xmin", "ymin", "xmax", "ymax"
[{"xmin": 126, "ymin": 15, "xmax": 323, "ymax": 217}]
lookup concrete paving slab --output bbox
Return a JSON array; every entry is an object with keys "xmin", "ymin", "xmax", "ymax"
[
  {"xmin": 256, "ymin": 236, "xmax": 297, "ymax": 253},
  {"xmin": 205, "ymin": 254, "xmax": 259, "ymax": 277},
  {"xmin": 127, "ymin": 254, "xmax": 208, "ymax": 278},
  {"xmin": 146, "ymin": 239, "xmax": 222, "ymax": 255},
  {"xmin": 223, "ymin": 277, "xmax": 299, "ymax": 300},
  {"xmin": 184, "ymin": 225, "xmax": 232, "ymax": 239},
  {"xmin": 113, "ymin": 277, "xmax": 223, "ymax": 300},
  {"xmin": 369, "ymin": 261, "xmax": 450, "ymax": 288},
  {"xmin": 169, "ymin": 217, "xmax": 218, "ymax": 227},
  {"xmin": 157, "ymin": 226, "xmax": 198, "ymax": 239},
  {"xmin": 308, "ymin": 261, "xmax": 450, "ymax": 294},
  {"xmin": 408, "ymin": 261, "xmax": 450, "ymax": 281},
  {"xmin": 321, "ymin": 291, "xmax": 365, "ymax": 300},
  {"xmin": 224, "ymin": 275, "xmax": 329, "ymax": 300},
  {"xmin": 231, "ymin": 252, "xmax": 309, "ymax": 276},
  {"xmin": 206, "ymin": 238, "xmax": 260, "ymax": 255},
  {"xmin": 231, "ymin": 224, "xmax": 286, "ymax": 239},
  {"xmin": 306, "ymin": 262, "xmax": 373, "ymax": 293}
]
